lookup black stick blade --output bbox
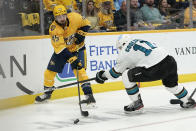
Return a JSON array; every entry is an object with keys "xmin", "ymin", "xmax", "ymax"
[
  {"xmin": 170, "ymin": 99, "xmax": 183, "ymax": 104},
  {"xmin": 170, "ymin": 88, "xmax": 196, "ymax": 105},
  {"xmin": 16, "ymin": 82, "xmax": 34, "ymax": 95},
  {"xmin": 81, "ymin": 111, "xmax": 89, "ymax": 117}
]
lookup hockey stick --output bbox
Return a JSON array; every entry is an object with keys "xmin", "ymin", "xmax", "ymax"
[
  {"xmin": 76, "ymin": 66, "xmax": 89, "ymax": 117},
  {"xmin": 170, "ymin": 88, "xmax": 196, "ymax": 104},
  {"xmin": 16, "ymin": 77, "xmax": 96, "ymax": 95}
]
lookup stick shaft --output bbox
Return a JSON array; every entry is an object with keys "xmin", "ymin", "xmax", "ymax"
[
  {"xmin": 17, "ymin": 77, "xmax": 96, "ymax": 95},
  {"xmin": 76, "ymin": 68, "xmax": 84, "ymax": 115},
  {"xmin": 75, "ymin": 52, "xmax": 89, "ymax": 116},
  {"xmin": 190, "ymin": 88, "xmax": 196, "ymax": 99}
]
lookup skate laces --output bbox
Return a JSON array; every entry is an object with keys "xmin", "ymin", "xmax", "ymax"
[
  {"xmin": 127, "ymin": 102, "xmax": 135, "ymax": 108},
  {"xmin": 39, "ymin": 94, "xmax": 48, "ymax": 99},
  {"xmin": 130, "ymin": 99, "xmax": 143, "ymax": 109},
  {"xmin": 85, "ymin": 95, "xmax": 90, "ymax": 100}
]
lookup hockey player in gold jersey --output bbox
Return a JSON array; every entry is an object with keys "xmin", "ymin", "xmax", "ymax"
[{"xmin": 35, "ymin": 5, "xmax": 96, "ymax": 105}]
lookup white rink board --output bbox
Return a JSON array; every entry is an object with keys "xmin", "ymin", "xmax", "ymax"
[{"xmin": 0, "ymin": 31, "xmax": 196, "ymax": 99}]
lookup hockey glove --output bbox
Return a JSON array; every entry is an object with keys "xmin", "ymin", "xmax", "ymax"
[
  {"xmin": 68, "ymin": 56, "xmax": 83, "ymax": 70},
  {"xmin": 74, "ymin": 30, "xmax": 86, "ymax": 45},
  {"xmin": 96, "ymin": 70, "xmax": 108, "ymax": 84}
]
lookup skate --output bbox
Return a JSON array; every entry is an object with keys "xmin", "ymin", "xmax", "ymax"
[
  {"xmin": 35, "ymin": 87, "xmax": 54, "ymax": 103},
  {"xmin": 124, "ymin": 97, "xmax": 144, "ymax": 113},
  {"xmin": 80, "ymin": 94, "xmax": 96, "ymax": 109},
  {"xmin": 180, "ymin": 98, "xmax": 196, "ymax": 109}
]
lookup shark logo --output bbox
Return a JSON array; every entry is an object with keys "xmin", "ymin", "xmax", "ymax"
[{"xmin": 56, "ymin": 63, "xmax": 76, "ymax": 82}]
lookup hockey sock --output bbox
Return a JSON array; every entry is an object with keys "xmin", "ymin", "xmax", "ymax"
[
  {"xmin": 166, "ymin": 85, "xmax": 189, "ymax": 103},
  {"xmin": 44, "ymin": 69, "xmax": 57, "ymax": 87},
  {"xmin": 73, "ymin": 68, "xmax": 89, "ymax": 81},
  {"xmin": 125, "ymin": 84, "xmax": 140, "ymax": 101},
  {"xmin": 122, "ymin": 69, "xmax": 140, "ymax": 102}
]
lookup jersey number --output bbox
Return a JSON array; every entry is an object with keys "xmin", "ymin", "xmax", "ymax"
[
  {"xmin": 125, "ymin": 39, "xmax": 157, "ymax": 56},
  {"xmin": 52, "ymin": 35, "xmax": 59, "ymax": 42}
]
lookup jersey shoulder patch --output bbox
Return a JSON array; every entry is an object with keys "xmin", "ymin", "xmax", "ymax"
[{"xmin": 50, "ymin": 25, "xmax": 56, "ymax": 31}]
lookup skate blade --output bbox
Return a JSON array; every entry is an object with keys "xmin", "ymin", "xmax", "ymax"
[
  {"xmin": 81, "ymin": 103, "xmax": 97, "ymax": 109},
  {"xmin": 34, "ymin": 100, "xmax": 49, "ymax": 104},
  {"xmin": 124, "ymin": 108, "xmax": 144, "ymax": 114},
  {"xmin": 181, "ymin": 103, "xmax": 196, "ymax": 109}
]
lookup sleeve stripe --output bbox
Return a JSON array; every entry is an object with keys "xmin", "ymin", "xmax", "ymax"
[
  {"xmin": 109, "ymin": 68, "xmax": 121, "ymax": 78},
  {"xmin": 78, "ymin": 26, "xmax": 90, "ymax": 32}
]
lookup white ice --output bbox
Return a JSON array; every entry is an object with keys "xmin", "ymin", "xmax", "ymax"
[{"xmin": 1, "ymin": 82, "xmax": 196, "ymax": 131}]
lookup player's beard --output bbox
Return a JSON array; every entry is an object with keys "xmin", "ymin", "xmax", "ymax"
[
  {"xmin": 55, "ymin": 15, "xmax": 67, "ymax": 26},
  {"xmin": 58, "ymin": 19, "xmax": 66, "ymax": 25},
  {"xmin": 56, "ymin": 20, "xmax": 66, "ymax": 28},
  {"xmin": 55, "ymin": 17, "xmax": 67, "ymax": 27}
]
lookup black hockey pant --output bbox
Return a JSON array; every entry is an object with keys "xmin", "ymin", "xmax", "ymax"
[{"xmin": 127, "ymin": 55, "xmax": 178, "ymax": 87}]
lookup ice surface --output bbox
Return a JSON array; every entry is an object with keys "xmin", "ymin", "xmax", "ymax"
[{"xmin": 1, "ymin": 82, "xmax": 196, "ymax": 131}]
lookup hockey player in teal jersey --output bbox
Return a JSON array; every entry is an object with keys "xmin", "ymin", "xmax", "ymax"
[{"xmin": 95, "ymin": 34, "xmax": 196, "ymax": 113}]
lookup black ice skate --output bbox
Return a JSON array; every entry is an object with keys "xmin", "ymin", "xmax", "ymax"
[
  {"xmin": 180, "ymin": 98, "xmax": 196, "ymax": 108},
  {"xmin": 124, "ymin": 95, "xmax": 144, "ymax": 113},
  {"xmin": 80, "ymin": 94, "xmax": 96, "ymax": 109},
  {"xmin": 35, "ymin": 87, "xmax": 54, "ymax": 103},
  {"xmin": 80, "ymin": 94, "xmax": 96, "ymax": 104}
]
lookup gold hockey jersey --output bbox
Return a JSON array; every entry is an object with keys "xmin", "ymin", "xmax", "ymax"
[{"xmin": 49, "ymin": 12, "xmax": 90, "ymax": 54}]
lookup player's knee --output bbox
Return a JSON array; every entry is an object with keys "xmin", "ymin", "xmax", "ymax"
[
  {"xmin": 163, "ymin": 81, "xmax": 178, "ymax": 88},
  {"xmin": 122, "ymin": 69, "xmax": 136, "ymax": 82},
  {"xmin": 122, "ymin": 70, "xmax": 136, "ymax": 88},
  {"xmin": 73, "ymin": 68, "xmax": 89, "ymax": 81},
  {"xmin": 162, "ymin": 75, "xmax": 178, "ymax": 87},
  {"xmin": 44, "ymin": 69, "xmax": 57, "ymax": 78},
  {"xmin": 126, "ymin": 67, "xmax": 145, "ymax": 82},
  {"xmin": 124, "ymin": 69, "xmax": 136, "ymax": 82}
]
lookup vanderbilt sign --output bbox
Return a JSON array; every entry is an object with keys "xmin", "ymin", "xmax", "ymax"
[{"xmin": 175, "ymin": 47, "xmax": 196, "ymax": 55}]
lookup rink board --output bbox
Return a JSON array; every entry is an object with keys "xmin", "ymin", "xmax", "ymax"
[
  {"xmin": 0, "ymin": 73, "xmax": 195, "ymax": 110},
  {"xmin": 0, "ymin": 29, "xmax": 196, "ymax": 109}
]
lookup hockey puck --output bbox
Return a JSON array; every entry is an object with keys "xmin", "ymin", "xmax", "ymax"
[{"xmin": 74, "ymin": 119, "xmax": 79, "ymax": 124}]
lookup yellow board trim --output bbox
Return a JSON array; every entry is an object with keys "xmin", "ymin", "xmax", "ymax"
[
  {"xmin": 0, "ymin": 35, "xmax": 50, "ymax": 42},
  {"xmin": 0, "ymin": 73, "xmax": 196, "ymax": 110},
  {"xmin": 1, "ymin": 29, "xmax": 196, "ymax": 41},
  {"xmin": 140, "ymin": 73, "xmax": 196, "ymax": 87}
]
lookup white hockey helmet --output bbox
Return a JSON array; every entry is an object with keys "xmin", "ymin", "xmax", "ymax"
[{"xmin": 116, "ymin": 34, "xmax": 131, "ymax": 50}]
